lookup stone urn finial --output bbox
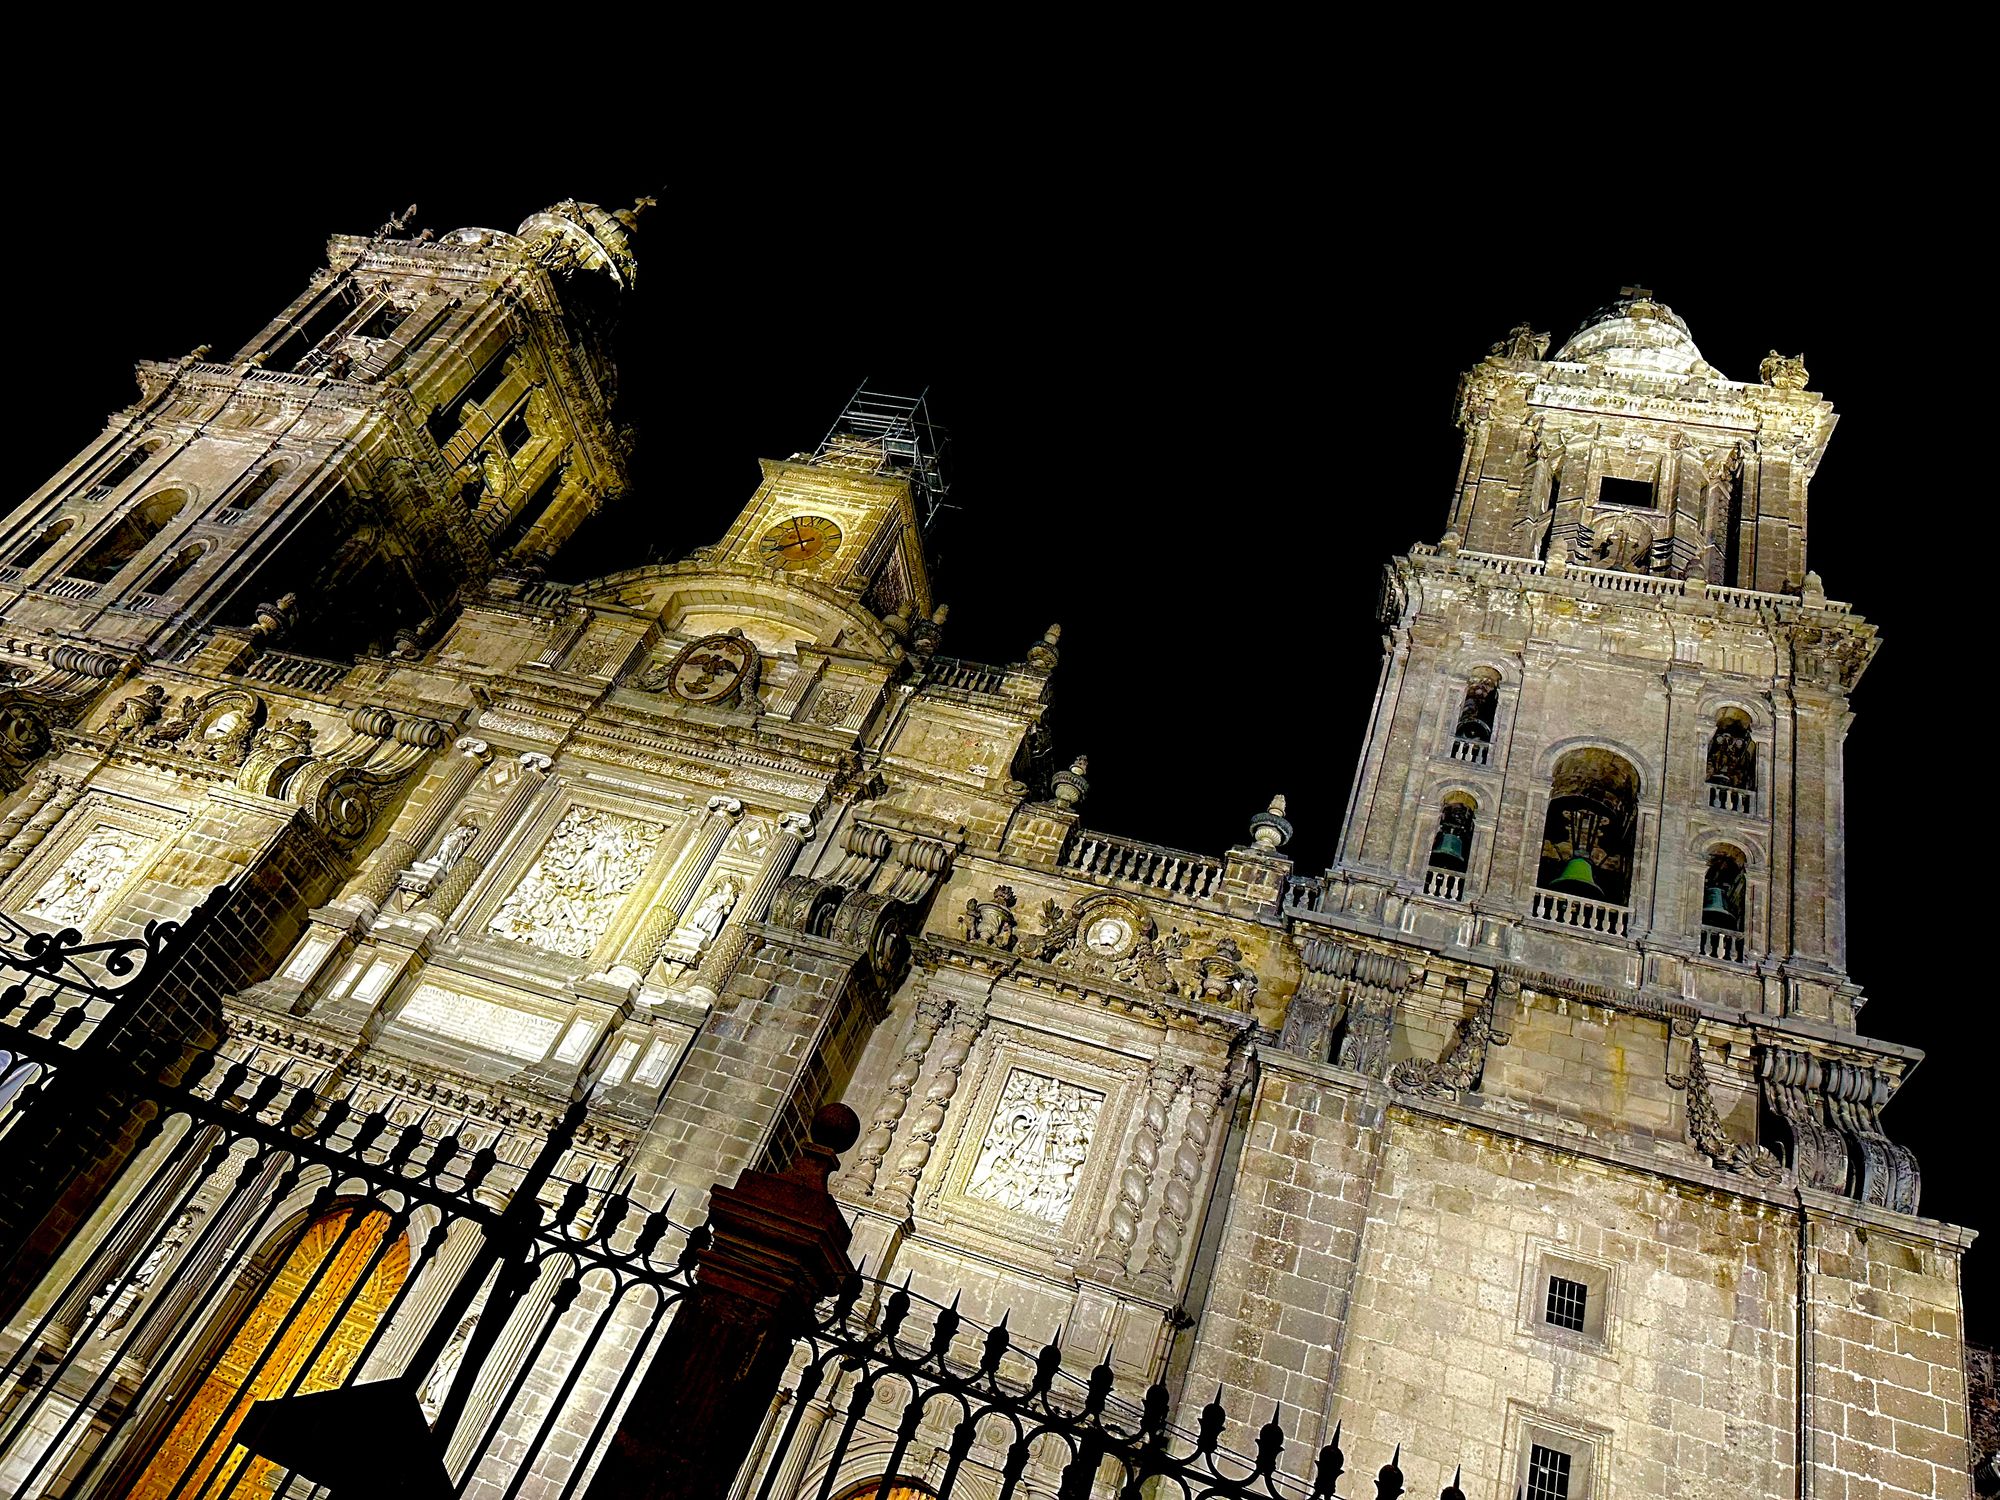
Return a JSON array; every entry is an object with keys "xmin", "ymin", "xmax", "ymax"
[
  {"xmin": 1052, "ymin": 754, "xmax": 1089, "ymax": 808},
  {"xmin": 1249, "ymin": 793, "xmax": 1293, "ymax": 851},
  {"xmin": 1026, "ymin": 623, "xmax": 1062, "ymax": 673}
]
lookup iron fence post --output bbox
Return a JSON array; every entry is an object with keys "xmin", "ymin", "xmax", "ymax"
[{"xmin": 586, "ymin": 1103, "xmax": 860, "ymax": 1500}]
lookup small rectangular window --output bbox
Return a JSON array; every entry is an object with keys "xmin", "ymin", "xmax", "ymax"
[
  {"xmin": 1545, "ymin": 1275, "xmax": 1589, "ymax": 1332},
  {"xmin": 1526, "ymin": 1444, "xmax": 1573, "ymax": 1500},
  {"xmin": 1594, "ymin": 475, "xmax": 1654, "ymax": 508}
]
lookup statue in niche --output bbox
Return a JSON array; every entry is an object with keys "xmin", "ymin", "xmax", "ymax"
[
  {"xmin": 435, "ymin": 821, "xmax": 479, "ymax": 871},
  {"xmin": 419, "ymin": 1315, "xmax": 479, "ymax": 1420},
  {"xmin": 109, "ymin": 685, "xmax": 167, "ymax": 737},
  {"xmin": 681, "ymin": 878, "xmax": 738, "ymax": 947},
  {"xmin": 90, "ymin": 1209, "xmax": 201, "ymax": 1334}
]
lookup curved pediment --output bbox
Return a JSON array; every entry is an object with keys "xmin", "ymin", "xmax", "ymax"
[{"xmin": 571, "ymin": 562, "xmax": 900, "ymax": 662}]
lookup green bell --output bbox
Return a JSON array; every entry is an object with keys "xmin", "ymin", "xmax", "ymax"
[
  {"xmin": 1702, "ymin": 883, "xmax": 1737, "ymax": 926},
  {"xmin": 1429, "ymin": 830, "xmax": 1468, "ymax": 871},
  {"xmin": 1549, "ymin": 856, "xmax": 1603, "ymax": 898}
]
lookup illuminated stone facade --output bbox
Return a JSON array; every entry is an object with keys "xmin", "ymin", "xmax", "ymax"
[{"xmin": 0, "ymin": 204, "xmax": 1977, "ymax": 1500}]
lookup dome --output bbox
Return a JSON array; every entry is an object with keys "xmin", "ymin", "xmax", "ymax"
[
  {"xmin": 513, "ymin": 198, "xmax": 645, "ymax": 290},
  {"xmin": 1554, "ymin": 290, "xmax": 1714, "ymax": 378}
]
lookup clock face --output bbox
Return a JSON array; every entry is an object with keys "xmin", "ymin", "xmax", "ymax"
[{"xmin": 759, "ymin": 514, "xmax": 842, "ymax": 570}]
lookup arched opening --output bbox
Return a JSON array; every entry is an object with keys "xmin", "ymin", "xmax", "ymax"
[
  {"xmin": 1429, "ymin": 792, "xmax": 1476, "ymax": 872},
  {"xmin": 65, "ymin": 490, "xmax": 188, "ymax": 584},
  {"xmin": 1706, "ymin": 708, "xmax": 1755, "ymax": 799},
  {"xmin": 1701, "ymin": 846, "xmax": 1746, "ymax": 931},
  {"xmin": 127, "ymin": 1204, "xmax": 410, "ymax": 1500},
  {"xmin": 1536, "ymin": 748, "xmax": 1641, "ymax": 908},
  {"xmin": 91, "ymin": 442, "xmax": 161, "ymax": 496},
  {"xmin": 1454, "ymin": 669, "xmax": 1501, "ymax": 744},
  {"xmin": 832, "ymin": 1481, "xmax": 942, "ymax": 1500},
  {"xmin": 227, "ymin": 462, "xmax": 292, "ymax": 512},
  {"xmin": 138, "ymin": 542, "xmax": 208, "ymax": 596},
  {"xmin": 9, "ymin": 516, "xmax": 74, "ymax": 569}
]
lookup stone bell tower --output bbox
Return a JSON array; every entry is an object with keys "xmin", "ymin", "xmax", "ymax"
[{"xmin": 1232, "ymin": 294, "xmax": 1978, "ymax": 1497}]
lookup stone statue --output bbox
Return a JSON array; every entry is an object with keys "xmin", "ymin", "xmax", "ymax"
[
  {"xmin": 682, "ymin": 879, "xmax": 738, "ymax": 947},
  {"xmin": 419, "ymin": 1315, "xmax": 479, "ymax": 1419},
  {"xmin": 960, "ymin": 885, "xmax": 1018, "ymax": 949},
  {"xmin": 1490, "ymin": 323, "xmax": 1550, "ymax": 361},
  {"xmin": 143, "ymin": 695, "xmax": 200, "ymax": 747},
  {"xmin": 110, "ymin": 684, "xmax": 167, "ymax": 737},
  {"xmin": 436, "ymin": 821, "xmax": 479, "ymax": 871},
  {"xmin": 1759, "ymin": 350, "xmax": 1810, "ymax": 391}
]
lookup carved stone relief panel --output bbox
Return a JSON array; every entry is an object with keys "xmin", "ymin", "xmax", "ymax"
[
  {"xmin": 18, "ymin": 823, "xmax": 157, "ymax": 930},
  {"xmin": 964, "ymin": 1068, "xmax": 1104, "ymax": 1225},
  {"xmin": 486, "ymin": 804, "xmax": 666, "ymax": 959}
]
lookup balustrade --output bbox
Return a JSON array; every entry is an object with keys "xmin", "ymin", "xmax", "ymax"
[
  {"xmin": 43, "ymin": 577, "xmax": 100, "ymax": 601},
  {"xmin": 0, "ymin": 565, "xmax": 19, "ymax": 585},
  {"xmin": 1063, "ymin": 831, "xmax": 1224, "ymax": 901},
  {"xmin": 1283, "ymin": 876, "xmax": 1328, "ymax": 914},
  {"xmin": 243, "ymin": 649, "xmax": 349, "ymax": 692},
  {"xmin": 927, "ymin": 656, "xmax": 1008, "ymax": 695},
  {"xmin": 1449, "ymin": 735, "xmax": 1491, "ymax": 766},
  {"xmin": 1530, "ymin": 888, "xmax": 1631, "ymax": 936},
  {"xmin": 1708, "ymin": 782, "xmax": 1756, "ymax": 815},
  {"xmin": 1422, "ymin": 868, "xmax": 1465, "ymax": 902},
  {"xmin": 1700, "ymin": 927, "xmax": 1747, "ymax": 963},
  {"xmin": 1411, "ymin": 544, "xmax": 1852, "ymax": 613}
]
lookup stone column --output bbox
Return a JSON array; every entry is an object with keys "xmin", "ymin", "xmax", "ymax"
[
  {"xmin": 876, "ymin": 995, "xmax": 987, "ymax": 1221},
  {"xmin": 620, "ymin": 796, "xmax": 742, "ymax": 974},
  {"xmin": 417, "ymin": 752, "xmax": 552, "ymax": 924},
  {"xmin": 344, "ymin": 737, "xmax": 489, "ymax": 913},
  {"xmin": 584, "ymin": 1105, "xmax": 858, "ymax": 1500},
  {"xmin": 0, "ymin": 771, "xmax": 60, "ymax": 873},
  {"xmin": 841, "ymin": 989, "xmax": 946, "ymax": 1197},
  {"xmin": 1140, "ymin": 1066, "xmax": 1224, "ymax": 1290},
  {"xmin": 692, "ymin": 812, "xmax": 813, "ymax": 993},
  {"xmin": 1090, "ymin": 1061, "xmax": 1181, "ymax": 1279},
  {"xmin": 0, "ymin": 773, "xmax": 80, "ymax": 880}
]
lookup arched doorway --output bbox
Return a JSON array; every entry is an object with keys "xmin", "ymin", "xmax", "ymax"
[
  {"xmin": 833, "ymin": 1481, "xmax": 941, "ymax": 1500},
  {"xmin": 129, "ymin": 1204, "xmax": 409, "ymax": 1500}
]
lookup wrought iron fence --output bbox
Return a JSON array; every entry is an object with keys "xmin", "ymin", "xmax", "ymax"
[{"xmin": 0, "ymin": 891, "xmax": 1462, "ymax": 1500}]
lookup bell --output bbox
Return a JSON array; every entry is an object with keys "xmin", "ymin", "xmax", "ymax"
[
  {"xmin": 1702, "ymin": 883, "xmax": 1737, "ymax": 926},
  {"xmin": 1430, "ymin": 830, "xmax": 1467, "ymax": 871},
  {"xmin": 1549, "ymin": 855, "xmax": 1604, "ymax": 898}
]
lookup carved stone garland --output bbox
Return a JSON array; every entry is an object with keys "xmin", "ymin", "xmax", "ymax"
[
  {"xmin": 878, "ymin": 995, "xmax": 987, "ymax": 1220},
  {"xmin": 1091, "ymin": 1061, "xmax": 1180, "ymax": 1277},
  {"xmin": 844, "ymin": 992, "xmax": 948, "ymax": 1196},
  {"xmin": 1387, "ymin": 993, "xmax": 1494, "ymax": 1102},
  {"xmin": 1140, "ymin": 1066, "xmax": 1224, "ymax": 1290},
  {"xmin": 1681, "ymin": 1032, "xmax": 1781, "ymax": 1180}
]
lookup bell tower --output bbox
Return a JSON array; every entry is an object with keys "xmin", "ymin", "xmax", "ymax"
[
  {"xmin": 0, "ymin": 198, "xmax": 641, "ymax": 668},
  {"xmin": 1332, "ymin": 292, "xmax": 1874, "ymax": 1028},
  {"xmin": 1448, "ymin": 287, "xmax": 1833, "ymax": 593}
]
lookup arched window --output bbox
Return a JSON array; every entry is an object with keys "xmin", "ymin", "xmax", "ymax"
[
  {"xmin": 90, "ymin": 442, "xmax": 161, "ymax": 496},
  {"xmin": 1451, "ymin": 669, "xmax": 1500, "ymax": 764},
  {"xmin": 1705, "ymin": 709, "xmax": 1756, "ymax": 812},
  {"xmin": 833, "ymin": 1482, "xmax": 941, "ymax": 1500},
  {"xmin": 1425, "ymin": 793, "xmax": 1476, "ymax": 900},
  {"xmin": 65, "ymin": 490, "xmax": 188, "ymax": 584},
  {"xmin": 227, "ymin": 461, "xmax": 292, "ymax": 511},
  {"xmin": 1429, "ymin": 794, "xmax": 1476, "ymax": 871},
  {"xmin": 10, "ymin": 516, "xmax": 75, "ymax": 568},
  {"xmin": 138, "ymin": 542, "xmax": 208, "ymax": 596},
  {"xmin": 1699, "ymin": 845, "xmax": 1748, "ymax": 961},
  {"xmin": 1536, "ymin": 748, "xmax": 1641, "ymax": 909}
]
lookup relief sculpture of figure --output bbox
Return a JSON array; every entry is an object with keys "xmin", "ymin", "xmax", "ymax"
[{"xmin": 681, "ymin": 878, "xmax": 738, "ymax": 947}]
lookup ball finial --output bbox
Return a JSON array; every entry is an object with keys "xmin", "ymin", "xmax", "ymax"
[{"xmin": 811, "ymin": 1102, "xmax": 861, "ymax": 1155}]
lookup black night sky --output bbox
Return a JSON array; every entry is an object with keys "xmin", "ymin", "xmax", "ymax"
[{"xmin": 4, "ymin": 152, "xmax": 1985, "ymax": 1338}]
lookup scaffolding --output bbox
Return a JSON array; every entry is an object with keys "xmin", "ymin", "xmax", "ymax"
[{"xmin": 814, "ymin": 385, "xmax": 953, "ymax": 527}]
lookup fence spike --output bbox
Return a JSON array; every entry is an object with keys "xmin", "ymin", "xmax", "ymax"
[
  {"xmin": 1254, "ymin": 1404, "xmax": 1285, "ymax": 1474},
  {"xmin": 1141, "ymin": 1382, "xmax": 1170, "ymax": 1437},
  {"xmin": 1440, "ymin": 1463, "xmax": 1466, "ymax": 1500},
  {"xmin": 979, "ymin": 1315, "xmax": 1010, "ymax": 1375},
  {"xmin": 1313, "ymin": 1421, "xmax": 1346, "ymax": 1497},
  {"xmin": 1375, "ymin": 1443, "xmax": 1405, "ymax": 1500},
  {"xmin": 1196, "ymin": 1388, "xmax": 1227, "ymax": 1454}
]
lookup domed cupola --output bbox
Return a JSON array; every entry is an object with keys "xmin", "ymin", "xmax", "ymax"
[
  {"xmin": 1555, "ymin": 287, "xmax": 1716, "ymax": 378},
  {"xmin": 513, "ymin": 196, "xmax": 652, "ymax": 291}
]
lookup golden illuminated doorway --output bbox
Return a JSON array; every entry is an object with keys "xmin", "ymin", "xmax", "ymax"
[
  {"xmin": 130, "ymin": 1205, "xmax": 410, "ymax": 1500},
  {"xmin": 831, "ymin": 1482, "xmax": 940, "ymax": 1500}
]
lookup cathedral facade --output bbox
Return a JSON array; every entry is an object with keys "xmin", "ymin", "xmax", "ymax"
[{"xmin": 0, "ymin": 204, "xmax": 1980, "ymax": 1499}]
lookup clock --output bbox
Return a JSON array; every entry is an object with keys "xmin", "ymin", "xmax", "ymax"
[{"xmin": 758, "ymin": 514, "xmax": 842, "ymax": 570}]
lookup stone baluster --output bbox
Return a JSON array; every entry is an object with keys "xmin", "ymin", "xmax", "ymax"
[
  {"xmin": 621, "ymin": 796, "xmax": 743, "ymax": 973},
  {"xmin": 1092, "ymin": 1062, "xmax": 1181, "ymax": 1278},
  {"xmin": 693, "ymin": 812, "xmax": 814, "ymax": 992},
  {"xmin": 876, "ymin": 995, "xmax": 987, "ymax": 1220},
  {"xmin": 418, "ymin": 752, "xmax": 552, "ymax": 922},
  {"xmin": 1140, "ymin": 1066, "xmax": 1225, "ymax": 1289},
  {"xmin": 0, "ymin": 774, "xmax": 80, "ymax": 880},
  {"xmin": 345, "ymin": 737, "xmax": 490, "ymax": 912},
  {"xmin": 842, "ymin": 991, "xmax": 947, "ymax": 1196}
]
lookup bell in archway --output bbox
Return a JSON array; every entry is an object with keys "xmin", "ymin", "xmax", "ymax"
[
  {"xmin": 1429, "ymin": 829, "xmax": 1467, "ymax": 871},
  {"xmin": 1701, "ymin": 882, "xmax": 1737, "ymax": 927},
  {"xmin": 1549, "ymin": 855, "xmax": 1604, "ymax": 898}
]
